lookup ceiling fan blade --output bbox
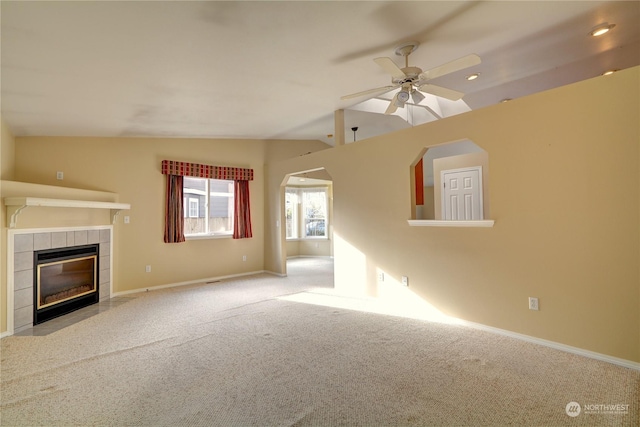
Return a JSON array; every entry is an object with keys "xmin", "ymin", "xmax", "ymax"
[
  {"xmin": 340, "ymin": 85, "xmax": 398, "ymax": 100},
  {"xmin": 418, "ymin": 84, "xmax": 465, "ymax": 101},
  {"xmin": 419, "ymin": 54, "xmax": 481, "ymax": 80},
  {"xmin": 385, "ymin": 94, "xmax": 400, "ymax": 115},
  {"xmin": 374, "ymin": 57, "xmax": 406, "ymax": 80}
]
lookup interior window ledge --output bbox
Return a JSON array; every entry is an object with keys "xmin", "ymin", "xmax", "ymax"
[
  {"xmin": 407, "ymin": 219, "xmax": 495, "ymax": 228},
  {"xmin": 185, "ymin": 234, "xmax": 232, "ymax": 240}
]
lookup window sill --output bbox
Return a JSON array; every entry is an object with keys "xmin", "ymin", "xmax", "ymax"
[
  {"xmin": 407, "ymin": 220, "xmax": 495, "ymax": 228},
  {"xmin": 185, "ymin": 233, "xmax": 232, "ymax": 240}
]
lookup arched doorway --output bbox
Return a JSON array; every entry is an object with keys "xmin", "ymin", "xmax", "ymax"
[{"xmin": 281, "ymin": 168, "xmax": 334, "ymax": 279}]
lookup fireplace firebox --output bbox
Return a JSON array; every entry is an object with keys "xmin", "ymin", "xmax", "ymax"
[{"xmin": 34, "ymin": 244, "xmax": 99, "ymax": 325}]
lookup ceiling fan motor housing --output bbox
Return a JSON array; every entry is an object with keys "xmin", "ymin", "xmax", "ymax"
[{"xmin": 393, "ymin": 66, "xmax": 423, "ymax": 85}]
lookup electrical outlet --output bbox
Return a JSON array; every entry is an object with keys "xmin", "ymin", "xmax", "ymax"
[
  {"xmin": 528, "ymin": 297, "xmax": 539, "ymax": 311},
  {"xmin": 242, "ymin": 255, "xmax": 247, "ymax": 262},
  {"xmin": 378, "ymin": 272, "xmax": 384, "ymax": 282},
  {"xmin": 401, "ymin": 276, "xmax": 409, "ymax": 286},
  {"xmin": 56, "ymin": 171, "xmax": 64, "ymax": 180},
  {"xmin": 145, "ymin": 265, "xmax": 151, "ymax": 273},
  {"xmin": 124, "ymin": 216, "xmax": 130, "ymax": 224}
]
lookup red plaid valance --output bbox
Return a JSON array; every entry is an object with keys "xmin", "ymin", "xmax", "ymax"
[{"xmin": 161, "ymin": 160, "xmax": 253, "ymax": 181}]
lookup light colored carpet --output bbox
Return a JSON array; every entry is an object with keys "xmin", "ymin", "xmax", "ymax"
[{"xmin": 1, "ymin": 258, "xmax": 638, "ymax": 426}]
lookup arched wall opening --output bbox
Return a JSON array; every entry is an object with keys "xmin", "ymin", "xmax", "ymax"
[{"xmin": 280, "ymin": 168, "xmax": 334, "ymax": 275}]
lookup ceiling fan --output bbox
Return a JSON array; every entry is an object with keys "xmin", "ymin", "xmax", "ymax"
[{"xmin": 341, "ymin": 42, "xmax": 481, "ymax": 115}]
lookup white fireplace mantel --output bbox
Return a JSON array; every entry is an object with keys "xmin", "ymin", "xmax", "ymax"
[{"xmin": 4, "ymin": 197, "xmax": 131, "ymax": 228}]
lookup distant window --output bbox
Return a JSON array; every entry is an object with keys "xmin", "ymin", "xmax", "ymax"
[
  {"xmin": 285, "ymin": 189, "xmax": 300, "ymax": 239},
  {"xmin": 188, "ymin": 198, "xmax": 199, "ymax": 218},
  {"xmin": 183, "ymin": 177, "xmax": 234, "ymax": 236},
  {"xmin": 286, "ymin": 187, "xmax": 328, "ymax": 239}
]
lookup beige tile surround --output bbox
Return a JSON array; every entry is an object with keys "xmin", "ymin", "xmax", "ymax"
[{"xmin": 11, "ymin": 228, "xmax": 111, "ymax": 333}]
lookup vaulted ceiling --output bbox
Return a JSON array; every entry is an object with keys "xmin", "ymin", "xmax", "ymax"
[{"xmin": 2, "ymin": 1, "xmax": 639, "ymax": 144}]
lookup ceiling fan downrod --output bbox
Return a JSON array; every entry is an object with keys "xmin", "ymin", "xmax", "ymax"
[{"xmin": 395, "ymin": 41, "xmax": 420, "ymax": 68}]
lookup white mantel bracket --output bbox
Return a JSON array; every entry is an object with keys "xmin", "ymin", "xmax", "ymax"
[
  {"xmin": 110, "ymin": 209, "xmax": 125, "ymax": 225},
  {"xmin": 4, "ymin": 197, "xmax": 131, "ymax": 229},
  {"xmin": 8, "ymin": 204, "xmax": 29, "ymax": 229}
]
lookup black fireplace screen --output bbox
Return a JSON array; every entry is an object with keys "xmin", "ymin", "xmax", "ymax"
[
  {"xmin": 37, "ymin": 256, "xmax": 96, "ymax": 309},
  {"xmin": 34, "ymin": 244, "xmax": 99, "ymax": 324}
]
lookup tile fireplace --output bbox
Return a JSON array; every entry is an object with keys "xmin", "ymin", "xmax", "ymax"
[{"xmin": 10, "ymin": 227, "xmax": 111, "ymax": 333}]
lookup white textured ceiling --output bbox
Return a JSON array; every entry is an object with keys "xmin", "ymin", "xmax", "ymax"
[{"xmin": 2, "ymin": 1, "xmax": 639, "ymax": 145}]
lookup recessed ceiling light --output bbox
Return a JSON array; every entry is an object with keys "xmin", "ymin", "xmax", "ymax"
[
  {"xmin": 466, "ymin": 73, "xmax": 480, "ymax": 81},
  {"xmin": 589, "ymin": 23, "xmax": 615, "ymax": 37},
  {"xmin": 602, "ymin": 70, "xmax": 618, "ymax": 76},
  {"xmin": 500, "ymin": 98, "xmax": 512, "ymax": 103}
]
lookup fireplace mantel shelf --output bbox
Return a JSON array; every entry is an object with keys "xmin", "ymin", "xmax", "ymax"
[{"xmin": 4, "ymin": 197, "xmax": 131, "ymax": 228}]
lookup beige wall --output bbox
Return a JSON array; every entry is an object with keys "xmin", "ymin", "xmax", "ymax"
[
  {"xmin": 286, "ymin": 239, "xmax": 332, "ymax": 258},
  {"xmin": 4, "ymin": 137, "xmax": 327, "ymax": 334},
  {"xmin": 0, "ymin": 118, "xmax": 16, "ymax": 332},
  {"xmin": 266, "ymin": 67, "xmax": 640, "ymax": 363},
  {"xmin": 1, "ymin": 118, "xmax": 16, "ymax": 181},
  {"xmin": 420, "ymin": 186, "xmax": 435, "ymax": 219}
]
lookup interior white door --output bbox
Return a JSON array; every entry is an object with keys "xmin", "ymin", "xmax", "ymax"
[{"xmin": 441, "ymin": 167, "xmax": 483, "ymax": 220}]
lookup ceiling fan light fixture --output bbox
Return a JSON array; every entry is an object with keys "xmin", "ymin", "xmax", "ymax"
[
  {"xmin": 411, "ymin": 89, "xmax": 425, "ymax": 104},
  {"xmin": 342, "ymin": 44, "xmax": 478, "ymax": 112},
  {"xmin": 589, "ymin": 23, "xmax": 615, "ymax": 37},
  {"xmin": 395, "ymin": 89, "xmax": 410, "ymax": 106}
]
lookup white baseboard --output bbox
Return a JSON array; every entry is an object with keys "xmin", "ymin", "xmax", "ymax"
[
  {"xmin": 112, "ymin": 270, "xmax": 269, "ymax": 296},
  {"xmin": 456, "ymin": 318, "xmax": 640, "ymax": 371},
  {"xmin": 264, "ymin": 270, "xmax": 287, "ymax": 277},
  {"xmin": 286, "ymin": 255, "xmax": 334, "ymax": 260}
]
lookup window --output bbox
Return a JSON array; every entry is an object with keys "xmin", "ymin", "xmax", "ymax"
[
  {"xmin": 162, "ymin": 160, "xmax": 253, "ymax": 242},
  {"xmin": 286, "ymin": 187, "xmax": 328, "ymax": 239},
  {"xmin": 285, "ymin": 189, "xmax": 300, "ymax": 239},
  {"xmin": 188, "ymin": 198, "xmax": 199, "ymax": 218},
  {"xmin": 183, "ymin": 177, "xmax": 234, "ymax": 236}
]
